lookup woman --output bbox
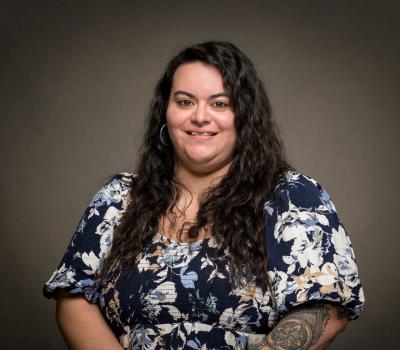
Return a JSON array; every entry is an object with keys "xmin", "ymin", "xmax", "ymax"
[{"xmin": 44, "ymin": 41, "xmax": 364, "ymax": 349}]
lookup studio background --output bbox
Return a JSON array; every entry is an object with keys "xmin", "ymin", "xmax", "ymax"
[{"xmin": 1, "ymin": 1, "xmax": 399, "ymax": 349}]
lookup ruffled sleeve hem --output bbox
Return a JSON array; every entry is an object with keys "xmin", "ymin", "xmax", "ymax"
[
  {"xmin": 274, "ymin": 289, "xmax": 364, "ymax": 321},
  {"xmin": 43, "ymin": 263, "xmax": 99, "ymax": 303},
  {"xmin": 269, "ymin": 264, "xmax": 365, "ymax": 321}
]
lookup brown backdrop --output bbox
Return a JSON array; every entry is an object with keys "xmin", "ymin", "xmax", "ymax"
[{"xmin": 1, "ymin": 1, "xmax": 399, "ymax": 348}]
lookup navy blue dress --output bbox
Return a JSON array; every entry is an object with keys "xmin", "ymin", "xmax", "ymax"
[{"xmin": 44, "ymin": 171, "xmax": 364, "ymax": 349}]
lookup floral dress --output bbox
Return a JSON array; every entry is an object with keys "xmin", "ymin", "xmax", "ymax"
[{"xmin": 43, "ymin": 171, "xmax": 365, "ymax": 349}]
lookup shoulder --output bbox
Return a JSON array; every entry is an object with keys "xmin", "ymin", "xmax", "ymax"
[
  {"xmin": 264, "ymin": 170, "xmax": 344, "ymax": 249},
  {"xmin": 265, "ymin": 170, "xmax": 337, "ymax": 216},
  {"xmin": 107, "ymin": 172, "xmax": 136, "ymax": 188},
  {"xmin": 88, "ymin": 172, "xmax": 136, "ymax": 211}
]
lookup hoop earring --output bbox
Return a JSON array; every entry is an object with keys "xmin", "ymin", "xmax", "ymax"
[{"xmin": 160, "ymin": 123, "xmax": 169, "ymax": 145}]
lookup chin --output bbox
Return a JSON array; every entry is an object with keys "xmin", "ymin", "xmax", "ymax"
[
  {"xmin": 186, "ymin": 157, "xmax": 232, "ymax": 175},
  {"xmin": 185, "ymin": 150, "xmax": 215, "ymax": 162}
]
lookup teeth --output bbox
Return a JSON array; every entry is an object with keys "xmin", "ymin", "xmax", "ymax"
[{"xmin": 190, "ymin": 132, "xmax": 214, "ymax": 136}]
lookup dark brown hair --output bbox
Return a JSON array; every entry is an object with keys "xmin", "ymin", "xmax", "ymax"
[{"xmin": 100, "ymin": 41, "xmax": 294, "ymax": 290}]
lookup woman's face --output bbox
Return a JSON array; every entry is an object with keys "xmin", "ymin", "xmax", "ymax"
[{"xmin": 166, "ymin": 62, "xmax": 237, "ymax": 175}]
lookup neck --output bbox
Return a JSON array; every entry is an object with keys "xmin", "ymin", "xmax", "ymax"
[{"xmin": 174, "ymin": 162, "xmax": 231, "ymax": 196}]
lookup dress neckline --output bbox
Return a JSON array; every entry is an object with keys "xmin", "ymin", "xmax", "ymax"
[{"xmin": 154, "ymin": 232, "xmax": 211, "ymax": 245}]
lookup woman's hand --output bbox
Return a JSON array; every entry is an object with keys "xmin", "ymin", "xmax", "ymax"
[
  {"xmin": 258, "ymin": 302, "xmax": 349, "ymax": 350},
  {"xmin": 56, "ymin": 290, "xmax": 123, "ymax": 350}
]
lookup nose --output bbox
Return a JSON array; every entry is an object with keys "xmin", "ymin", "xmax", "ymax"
[{"xmin": 191, "ymin": 103, "xmax": 210, "ymax": 125}]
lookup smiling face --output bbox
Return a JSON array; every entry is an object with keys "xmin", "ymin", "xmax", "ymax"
[{"xmin": 166, "ymin": 62, "xmax": 237, "ymax": 176}]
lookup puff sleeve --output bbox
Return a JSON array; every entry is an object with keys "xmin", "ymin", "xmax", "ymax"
[
  {"xmin": 264, "ymin": 172, "xmax": 365, "ymax": 323},
  {"xmin": 43, "ymin": 173, "xmax": 133, "ymax": 302}
]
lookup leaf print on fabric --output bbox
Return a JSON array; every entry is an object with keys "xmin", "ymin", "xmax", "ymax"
[
  {"xmin": 88, "ymin": 207, "xmax": 100, "ymax": 219},
  {"xmin": 76, "ymin": 217, "xmax": 86, "ymax": 234},
  {"xmin": 46, "ymin": 263, "xmax": 76, "ymax": 288},
  {"xmin": 219, "ymin": 302, "xmax": 264, "ymax": 332},
  {"xmin": 96, "ymin": 206, "xmax": 122, "ymax": 261},
  {"xmin": 208, "ymin": 268, "xmax": 227, "ymax": 282},
  {"xmin": 44, "ymin": 171, "xmax": 364, "ymax": 348},
  {"xmin": 219, "ymin": 307, "xmax": 235, "ymax": 327},
  {"xmin": 155, "ymin": 237, "xmax": 203, "ymax": 269},
  {"xmin": 157, "ymin": 244, "xmax": 186, "ymax": 266},
  {"xmin": 200, "ymin": 256, "xmax": 214, "ymax": 270},
  {"xmin": 186, "ymin": 338, "xmax": 203, "ymax": 350},
  {"xmin": 99, "ymin": 269, "xmax": 123, "ymax": 328},
  {"xmin": 205, "ymin": 294, "xmax": 218, "ymax": 314},
  {"xmin": 331, "ymin": 225, "xmax": 354, "ymax": 257},
  {"xmin": 224, "ymin": 330, "xmax": 247, "ymax": 349},
  {"xmin": 274, "ymin": 199, "xmax": 329, "ymax": 243},
  {"xmin": 180, "ymin": 266, "xmax": 198, "ymax": 289},
  {"xmin": 81, "ymin": 251, "xmax": 100, "ymax": 275},
  {"xmin": 334, "ymin": 254, "xmax": 360, "ymax": 289},
  {"xmin": 161, "ymin": 305, "xmax": 183, "ymax": 321},
  {"xmin": 153, "ymin": 266, "xmax": 168, "ymax": 284},
  {"xmin": 282, "ymin": 226, "xmax": 324, "ymax": 273},
  {"xmin": 145, "ymin": 281, "xmax": 177, "ymax": 305},
  {"xmin": 103, "ymin": 180, "xmax": 125, "ymax": 204},
  {"xmin": 137, "ymin": 256, "xmax": 153, "ymax": 273},
  {"xmin": 129, "ymin": 325, "xmax": 160, "ymax": 350},
  {"xmin": 312, "ymin": 263, "xmax": 338, "ymax": 287},
  {"xmin": 264, "ymin": 200, "xmax": 274, "ymax": 216},
  {"xmin": 89, "ymin": 177, "xmax": 126, "ymax": 208}
]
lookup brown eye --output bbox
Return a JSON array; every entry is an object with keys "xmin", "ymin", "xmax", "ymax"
[
  {"xmin": 212, "ymin": 101, "xmax": 230, "ymax": 109},
  {"xmin": 177, "ymin": 99, "xmax": 193, "ymax": 107}
]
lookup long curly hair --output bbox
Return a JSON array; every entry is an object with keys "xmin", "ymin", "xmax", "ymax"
[{"xmin": 100, "ymin": 41, "xmax": 294, "ymax": 290}]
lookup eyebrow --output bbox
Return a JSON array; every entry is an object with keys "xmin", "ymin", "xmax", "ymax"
[{"xmin": 173, "ymin": 90, "xmax": 229, "ymax": 99}]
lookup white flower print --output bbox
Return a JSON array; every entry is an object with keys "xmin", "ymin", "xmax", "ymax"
[{"xmin": 44, "ymin": 171, "xmax": 364, "ymax": 349}]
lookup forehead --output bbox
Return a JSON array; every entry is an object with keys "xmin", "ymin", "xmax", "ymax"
[{"xmin": 171, "ymin": 62, "xmax": 226, "ymax": 93}]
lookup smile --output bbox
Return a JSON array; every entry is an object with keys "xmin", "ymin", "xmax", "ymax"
[{"xmin": 186, "ymin": 131, "xmax": 217, "ymax": 136}]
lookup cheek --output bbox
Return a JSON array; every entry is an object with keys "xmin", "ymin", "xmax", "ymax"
[
  {"xmin": 226, "ymin": 117, "xmax": 237, "ymax": 146},
  {"xmin": 166, "ymin": 107, "xmax": 185, "ymax": 146},
  {"xmin": 218, "ymin": 113, "xmax": 236, "ymax": 134},
  {"xmin": 166, "ymin": 105, "xmax": 185, "ymax": 128}
]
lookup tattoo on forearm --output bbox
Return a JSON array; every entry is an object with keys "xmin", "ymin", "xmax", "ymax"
[{"xmin": 264, "ymin": 304, "xmax": 331, "ymax": 350}]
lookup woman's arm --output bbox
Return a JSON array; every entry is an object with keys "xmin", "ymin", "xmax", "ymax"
[
  {"xmin": 56, "ymin": 290, "xmax": 123, "ymax": 350},
  {"xmin": 258, "ymin": 302, "xmax": 349, "ymax": 350}
]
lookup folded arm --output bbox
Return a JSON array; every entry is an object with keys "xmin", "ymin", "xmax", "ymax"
[{"xmin": 256, "ymin": 302, "xmax": 350, "ymax": 350}]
